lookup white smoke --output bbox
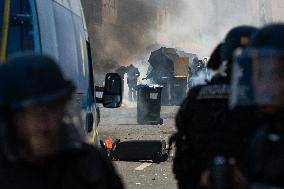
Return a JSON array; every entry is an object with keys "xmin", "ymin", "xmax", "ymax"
[
  {"xmin": 161, "ymin": 0, "xmax": 263, "ymax": 58},
  {"xmin": 190, "ymin": 69, "xmax": 212, "ymax": 87}
]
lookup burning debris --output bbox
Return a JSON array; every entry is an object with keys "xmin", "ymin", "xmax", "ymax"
[{"xmin": 102, "ymin": 138, "xmax": 168, "ymax": 164}]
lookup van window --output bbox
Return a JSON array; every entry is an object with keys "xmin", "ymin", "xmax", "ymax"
[{"xmin": 1, "ymin": 0, "xmax": 40, "ymax": 61}]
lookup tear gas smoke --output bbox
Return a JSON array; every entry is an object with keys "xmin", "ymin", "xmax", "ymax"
[
  {"xmin": 190, "ymin": 69, "xmax": 212, "ymax": 87},
  {"xmin": 86, "ymin": 0, "xmax": 275, "ymax": 86},
  {"xmin": 162, "ymin": 0, "xmax": 264, "ymax": 58},
  {"xmin": 91, "ymin": 0, "xmax": 158, "ymax": 84},
  {"xmin": 95, "ymin": 59, "xmax": 120, "ymax": 85}
]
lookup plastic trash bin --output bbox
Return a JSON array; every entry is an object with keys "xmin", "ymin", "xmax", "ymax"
[{"xmin": 137, "ymin": 84, "xmax": 163, "ymax": 125}]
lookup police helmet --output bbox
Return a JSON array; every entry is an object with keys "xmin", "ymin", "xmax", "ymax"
[
  {"xmin": 0, "ymin": 53, "xmax": 75, "ymax": 110},
  {"xmin": 230, "ymin": 24, "xmax": 284, "ymax": 109},
  {"xmin": 249, "ymin": 24, "xmax": 284, "ymax": 49},
  {"xmin": 221, "ymin": 26, "xmax": 258, "ymax": 64}
]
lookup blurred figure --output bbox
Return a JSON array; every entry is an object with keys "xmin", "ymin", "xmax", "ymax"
[
  {"xmin": 230, "ymin": 24, "xmax": 284, "ymax": 189},
  {"xmin": 115, "ymin": 66, "xmax": 127, "ymax": 80},
  {"xmin": 171, "ymin": 26, "xmax": 258, "ymax": 189},
  {"xmin": 189, "ymin": 57, "xmax": 208, "ymax": 87},
  {"xmin": 115, "ymin": 65, "xmax": 127, "ymax": 94},
  {"xmin": 191, "ymin": 57, "xmax": 206, "ymax": 77},
  {"xmin": 0, "ymin": 53, "xmax": 124, "ymax": 189},
  {"xmin": 126, "ymin": 64, "xmax": 140, "ymax": 102}
]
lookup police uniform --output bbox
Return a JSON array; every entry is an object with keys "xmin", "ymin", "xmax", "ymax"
[
  {"xmin": 174, "ymin": 76, "xmax": 258, "ymax": 188},
  {"xmin": 173, "ymin": 26, "xmax": 259, "ymax": 189},
  {"xmin": 0, "ymin": 53, "xmax": 124, "ymax": 189},
  {"xmin": 0, "ymin": 143, "xmax": 123, "ymax": 189},
  {"xmin": 236, "ymin": 24, "xmax": 284, "ymax": 188},
  {"xmin": 126, "ymin": 65, "xmax": 140, "ymax": 101}
]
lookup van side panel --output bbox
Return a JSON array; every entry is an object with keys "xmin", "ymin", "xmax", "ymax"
[
  {"xmin": 68, "ymin": 0, "xmax": 82, "ymax": 16},
  {"xmin": 0, "ymin": 1, "xmax": 4, "ymax": 37},
  {"xmin": 52, "ymin": 2, "xmax": 80, "ymax": 90},
  {"xmin": 35, "ymin": 0, "xmax": 59, "ymax": 60},
  {"xmin": 72, "ymin": 14, "xmax": 90, "ymax": 105},
  {"xmin": 6, "ymin": 0, "xmax": 21, "ymax": 54},
  {"xmin": 37, "ymin": 0, "xmax": 90, "ymax": 97},
  {"xmin": 35, "ymin": 0, "xmax": 98, "ymax": 143}
]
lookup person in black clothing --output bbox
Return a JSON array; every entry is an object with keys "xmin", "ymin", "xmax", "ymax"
[
  {"xmin": 126, "ymin": 64, "xmax": 140, "ymax": 102},
  {"xmin": 172, "ymin": 26, "xmax": 258, "ymax": 189},
  {"xmin": 0, "ymin": 53, "xmax": 124, "ymax": 189},
  {"xmin": 233, "ymin": 24, "xmax": 284, "ymax": 189},
  {"xmin": 115, "ymin": 66, "xmax": 127, "ymax": 95},
  {"xmin": 115, "ymin": 66, "xmax": 127, "ymax": 79}
]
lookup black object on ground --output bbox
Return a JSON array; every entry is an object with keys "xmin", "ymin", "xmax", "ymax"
[
  {"xmin": 137, "ymin": 84, "xmax": 163, "ymax": 125},
  {"xmin": 111, "ymin": 140, "xmax": 168, "ymax": 163}
]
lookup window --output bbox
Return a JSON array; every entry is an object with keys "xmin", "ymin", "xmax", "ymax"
[{"xmin": 2, "ymin": 0, "xmax": 40, "ymax": 60}]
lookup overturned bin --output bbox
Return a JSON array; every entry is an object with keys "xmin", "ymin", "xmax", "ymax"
[
  {"xmin": 111, "ymin": 140, "xmax": 168, "ymax": 163},
  {"xmin": 137, "ymin": 84, "xmax": 163, "ymax": 125}
]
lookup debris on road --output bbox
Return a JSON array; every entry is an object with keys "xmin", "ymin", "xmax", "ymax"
[{"xmin": 102, "ymin": 138, "xmax": 168, "ymax": 163}]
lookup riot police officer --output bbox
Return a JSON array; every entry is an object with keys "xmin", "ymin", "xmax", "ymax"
[
  {"xmin": 172, "ymin": 26, "xmax": 258, "ymax": 189},
  {"xmin": 0, "ymin": 53, "xmax": 124, "ymax": 189},
  {"xmin": 189, "ymin": 57, "xmax": 208, "ymax": 87},
  {"xmin": 115, "ymin": 66, "xmax": 127, "ymax": 94},
  {"xmin": 116, "ymin": 66, "xmax": 127, "ymax": 80},
  {"xmin": 126, "ymin": 64, "xmax": 140, "ymax": 102},
  {"xmin": 230, "ymin": 24, "xmax": 284, "ymax": 189}
]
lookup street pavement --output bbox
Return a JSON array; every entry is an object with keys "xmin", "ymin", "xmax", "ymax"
[{"xmin": 98, "ymin": 105, "xmax": 179, "ymax": 189}]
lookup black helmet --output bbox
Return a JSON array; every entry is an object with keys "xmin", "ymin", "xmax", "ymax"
[
  {"xmin": 207, "ymin": 43, "xmax": 223, "ymax": 70},
  {"xmin": 230, "ymin": 24, "xmax": 284, "ymax": 109},
  {"xmin": 0, "ymin": 53, "xmax": 75, "ymax": 110},
  {"xmin": 221, "ymin": 26, "xmax": 258, "ymax": 64},
  {"xmin": 249, "ymin": 24, "xmax": 284, "ymax": 50}
]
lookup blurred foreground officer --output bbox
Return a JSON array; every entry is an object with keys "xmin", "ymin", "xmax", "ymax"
[
  {"xmin": 230, "ymin": 24, "xmax": 284, "ymax": 188},
  {"xmin": 171, "ymin": 26, "xmax": 258, "ymax": 189},
  {"xmin": 0, "ymin": 53, "xmax": 124, "ymax": 189}
]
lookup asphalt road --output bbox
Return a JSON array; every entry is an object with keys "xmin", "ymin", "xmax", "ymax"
[{"xmin": 98, "ymin": 105, "xmax": 179, "ymax": 189}]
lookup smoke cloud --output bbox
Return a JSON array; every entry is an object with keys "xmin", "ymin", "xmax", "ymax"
[
  {"xmin": 88, "ymin": 0, "xmax": 274, "ymax": 84},
  {"xmin": 92, "ymin": 0, "xmax": 158, "ymax": 84},
  {"xmin": 162, "ymin": 0, "xmax": 261, "ymax": 58}
]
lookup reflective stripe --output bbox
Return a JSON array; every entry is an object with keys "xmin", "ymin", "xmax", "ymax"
[
  {"xmin": 80, "ymin": 34, "xmax": 86, "ymax": 78},
  {"xmin": 0, "ymin": 0, "xmax": 10, "ymax": 63},
  {"xmin": 86, "ymin": 128, "xmax": 98, "ymax": 145}
]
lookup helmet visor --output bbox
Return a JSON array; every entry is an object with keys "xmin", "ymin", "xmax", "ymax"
[{"xmin": 230, "ymin": 48, "xmax": 284, "ymax": 109}]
